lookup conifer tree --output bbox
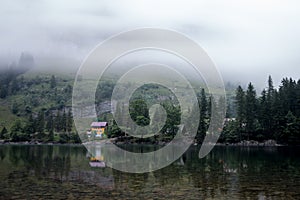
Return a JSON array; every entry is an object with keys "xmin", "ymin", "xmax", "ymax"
[{"xmin": 245, "ymin": 82, "xmax": 257, "ymax": 139}]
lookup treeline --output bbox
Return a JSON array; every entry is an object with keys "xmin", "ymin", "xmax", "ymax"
[
  {"xmin": 104, "ymin": 85, "xmax": 224, "ymax": 144},
  {"xmin": 113, "ymin": 76, "xmax": 300, "ymax": 145},
  {"xmin": 1, "ymin": 69, "xmax": 299, "ymax": 145},
  {"xmin": 103, "ymin": 84, "xmax": 182, "ymax": 143},
  {"xmin": 0, "ymin": 109, "xmax": 80, "ymax": 143},
  {"xmin": 220, "ymin": 76, "xmax": 300, "ymax": 145}
]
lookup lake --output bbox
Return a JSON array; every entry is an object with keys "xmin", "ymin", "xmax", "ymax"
[{"xmin": 0, "ymin": 145, "xmax": 299, "ymax": 199}]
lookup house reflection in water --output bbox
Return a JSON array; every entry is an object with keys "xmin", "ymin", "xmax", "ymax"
[
  {"xmin": 2, "ymin": 145, "xmax": 115, "ymax": 190},
  {"xmin": 87, "ymin": 145, "xmax": 106, "ymax": 168}
]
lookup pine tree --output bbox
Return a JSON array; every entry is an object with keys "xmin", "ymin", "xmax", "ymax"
[
  {"xmin": 62, "ymin": 109, "xmax": 67, "ymax": 132},
  {"xmin": 66, "ymin": 109, "xmax": 73, "ymax": 132},
  {"xmin": 55, "ymin": 111, "xmax": 61, "ymax": 132},
  {"xmin": 245, "ymin": 82, "xmax": 257, "ymax": 139},
  {"xmin": 267, "ymin": 75, "xmax": 274, "ymax": 96},
  {"xmin": 160, "ymin": 102, "xmax": 180, "ymax": 137},
  {"xmin": 24, "ymin": 114, "xmax": 36, "ymax": 135},
  {"xmin": 235, "ymin": 85, "xmax": 245, "ymax": 141},
  {"xmin": 36, "ymin": 111, "xmax": 45, "ymax": 135},
  {"xmin": 272, "ymin": 90, "xmax": 285, "ymax": 140},
  {"xmin": 196, "ymin": 88, "xmax": 207, "ymax": 142},
  {"xmin": 266, "ymin": 75, "xmax": 275, "ymax": 131},
  {"xmin": 0, "ymin": 127, "xmax": 8, "ymax": 139},
  {"xmin": 10, "ymin": 120, "xmax": 23, "ymax": 142},
  {"xmin": 207, "ymin": 95, "xmax": 214, "ymax": 120},
  {"xmin": 259, "ymin": 89, "xmax": 268, "ymax": 136},
  {"xmin": 48, "ymin": 129, "xmax": 54, "ymax": 142},
  {"xmin": 46, "ymin": 112, "xmax": 54, "ymax": 132},
  {"xmin": 282, "ymin": 111, "xmax": 298, "ymax": 144}
]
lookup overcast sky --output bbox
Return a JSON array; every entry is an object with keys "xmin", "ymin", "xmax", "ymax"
[{"xmin": 1, "ymin": 0, "xmax": 300, "ymax": 89}]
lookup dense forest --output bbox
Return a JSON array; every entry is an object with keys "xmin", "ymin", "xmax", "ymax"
[
  {"xmin": 0, "ymin": 66, "xmax": 299, "ymax": 145},
  {"xmin": 109, "ymin": 75, "xmax": 300, "ymax": 145},
  {"xmin": 220, "ymin": 76, "xmax": 300, "ymax": 145}
]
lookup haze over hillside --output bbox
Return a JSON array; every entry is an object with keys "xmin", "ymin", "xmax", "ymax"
[{"xmin": 1, "ymin": 0, "xmax": 300, "ymax": 90}]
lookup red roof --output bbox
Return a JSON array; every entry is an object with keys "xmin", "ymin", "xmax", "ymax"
[{"xmin": 91, "ymin": 122, "xmax": 108, "ymax": 127}]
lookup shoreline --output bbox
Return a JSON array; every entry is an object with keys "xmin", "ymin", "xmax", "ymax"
[
  {"xmin": 0, "ymin": 140, "xmax": 83, "ymax": 146},
  {"xmin": 0, "ymin": 139, "xmax": 293, "ymax": 147}
]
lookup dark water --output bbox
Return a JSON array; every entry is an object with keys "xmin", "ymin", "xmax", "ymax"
[{"xmin": 0, "ymin": 145, "xmax": 300, "ymax": 199}]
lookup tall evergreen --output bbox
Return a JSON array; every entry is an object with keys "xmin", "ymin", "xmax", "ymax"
[
  {"xmin": 24, "ymin": 114, "xmax": 36, "ymax": 135},
  {"xmin": 66, "ymin": 109, "xmax": 73, "ymax": 132},
  {"xmin": 196, "ymin": 88, "xmax": 207, "ymax": 142},
  {"xmin": 55, "ymin": 111, "xmax": 61, "ymax": 132},
  {"xmin": 266, "ymin": 75, "xmax": 275, "ymax": 131},
  {"xmin": 282, "ymin": 111, "xmax": 299, "ymax": 144},
  {"xmin": 245, "ymin": 82, "xmax": 257, "ymax": 139},
  {"xmin": 36, "ymin": 111, "xmax": 45, "ymax": 135},
  {"xmin": 207, "ymin": 95, "xmax": 214, "ymax": 120},
  {"xmin": 46, "ymin": 112, "xmax": 54, "ymax": 132},
  {"xmin": 62, "ymin": 109, "xmax": 67, "ymax": 132},
  {"xmin": 10, "ymin": 120, "xmax": 24, "ymax": 141},
  {"xmin": 235, "ymin": 85, "xmax": 245, "ymax": 141},
  {"xmin": 160, "ymin": 102, "xmax": 181, "ymax": 137},
  {"xmin": 259, "ymin": 89, "xmax": 268, "ymax": 135},
  {"xmin": 0, "ymin": 127, "xmax": 8, "ymax": 139}
]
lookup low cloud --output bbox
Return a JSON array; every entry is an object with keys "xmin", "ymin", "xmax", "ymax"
[{"xmin": 0, "ymin": 0, "xmax": 299, "ymax": 88}]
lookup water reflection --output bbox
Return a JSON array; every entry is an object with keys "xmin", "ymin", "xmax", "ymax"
[
  {"xmin": 0, "ymin": 145, "xmax": 299, "ymax": 199},
  {"xmin": 87, "ymin": 145, "xmax": 106, "ymax": 168}
]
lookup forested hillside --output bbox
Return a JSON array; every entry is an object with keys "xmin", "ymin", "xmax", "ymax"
[
  {"xmin": 0, "ymin": 67, "xmax": 299, "ymax": 145},
  {"xmin": 0, "ymin": 68, "xmax": 78, "ymax": 143}
]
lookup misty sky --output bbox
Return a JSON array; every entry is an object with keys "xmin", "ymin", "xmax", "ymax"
[{"xmin": 1, "ymin": 0, "xmax": 300, "ymax": 89}]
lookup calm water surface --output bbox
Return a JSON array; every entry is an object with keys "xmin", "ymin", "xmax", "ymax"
[{"xmin": 0, "ymin": 145, "xmax": 299, "ymax": 199}]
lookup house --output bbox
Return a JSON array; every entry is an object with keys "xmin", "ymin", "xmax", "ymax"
[{"xmin": 90, "ymin": 122, "xmax": 108, "ymax": 138}]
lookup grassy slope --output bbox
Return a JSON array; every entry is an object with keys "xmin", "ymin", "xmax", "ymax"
[{"xmin": 0, "ymin": 70, "xmax": 75, "ymax": 131}]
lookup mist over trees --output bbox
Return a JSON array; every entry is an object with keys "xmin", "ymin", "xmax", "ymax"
[{"xmin": 0, "ymin": 66, "xmax": 299, "ymax": 145}]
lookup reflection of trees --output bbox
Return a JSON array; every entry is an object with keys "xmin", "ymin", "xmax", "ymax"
[
  {"xmin": 184, "ymin": 146, "xmax": 300, "ymax": 199},
  {"xmin": 0, "ymin": 146, "xmax": 6, "ymax": 160},
  {"xmin": 2, "ymin": 145, "xmax": 300, "ymax": 199},
  {"xmin": 9, "ymin": 145, "xmax": 22, "ymax": 166},
  {"xmin": 4, "ymin": 145, "xmax": 74, "ymax": 180},
  {"xmin": 184, "ymin": 147, "xmax": 229, "ymax": 199},
  {"xmin": 3, "ymin": 145, "xmax": 115, "ymax": 189}
]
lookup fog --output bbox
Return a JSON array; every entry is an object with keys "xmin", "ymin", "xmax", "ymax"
[{"xmin": 1, "ymin": 0, "xmax": 300, "ymax": 89}]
